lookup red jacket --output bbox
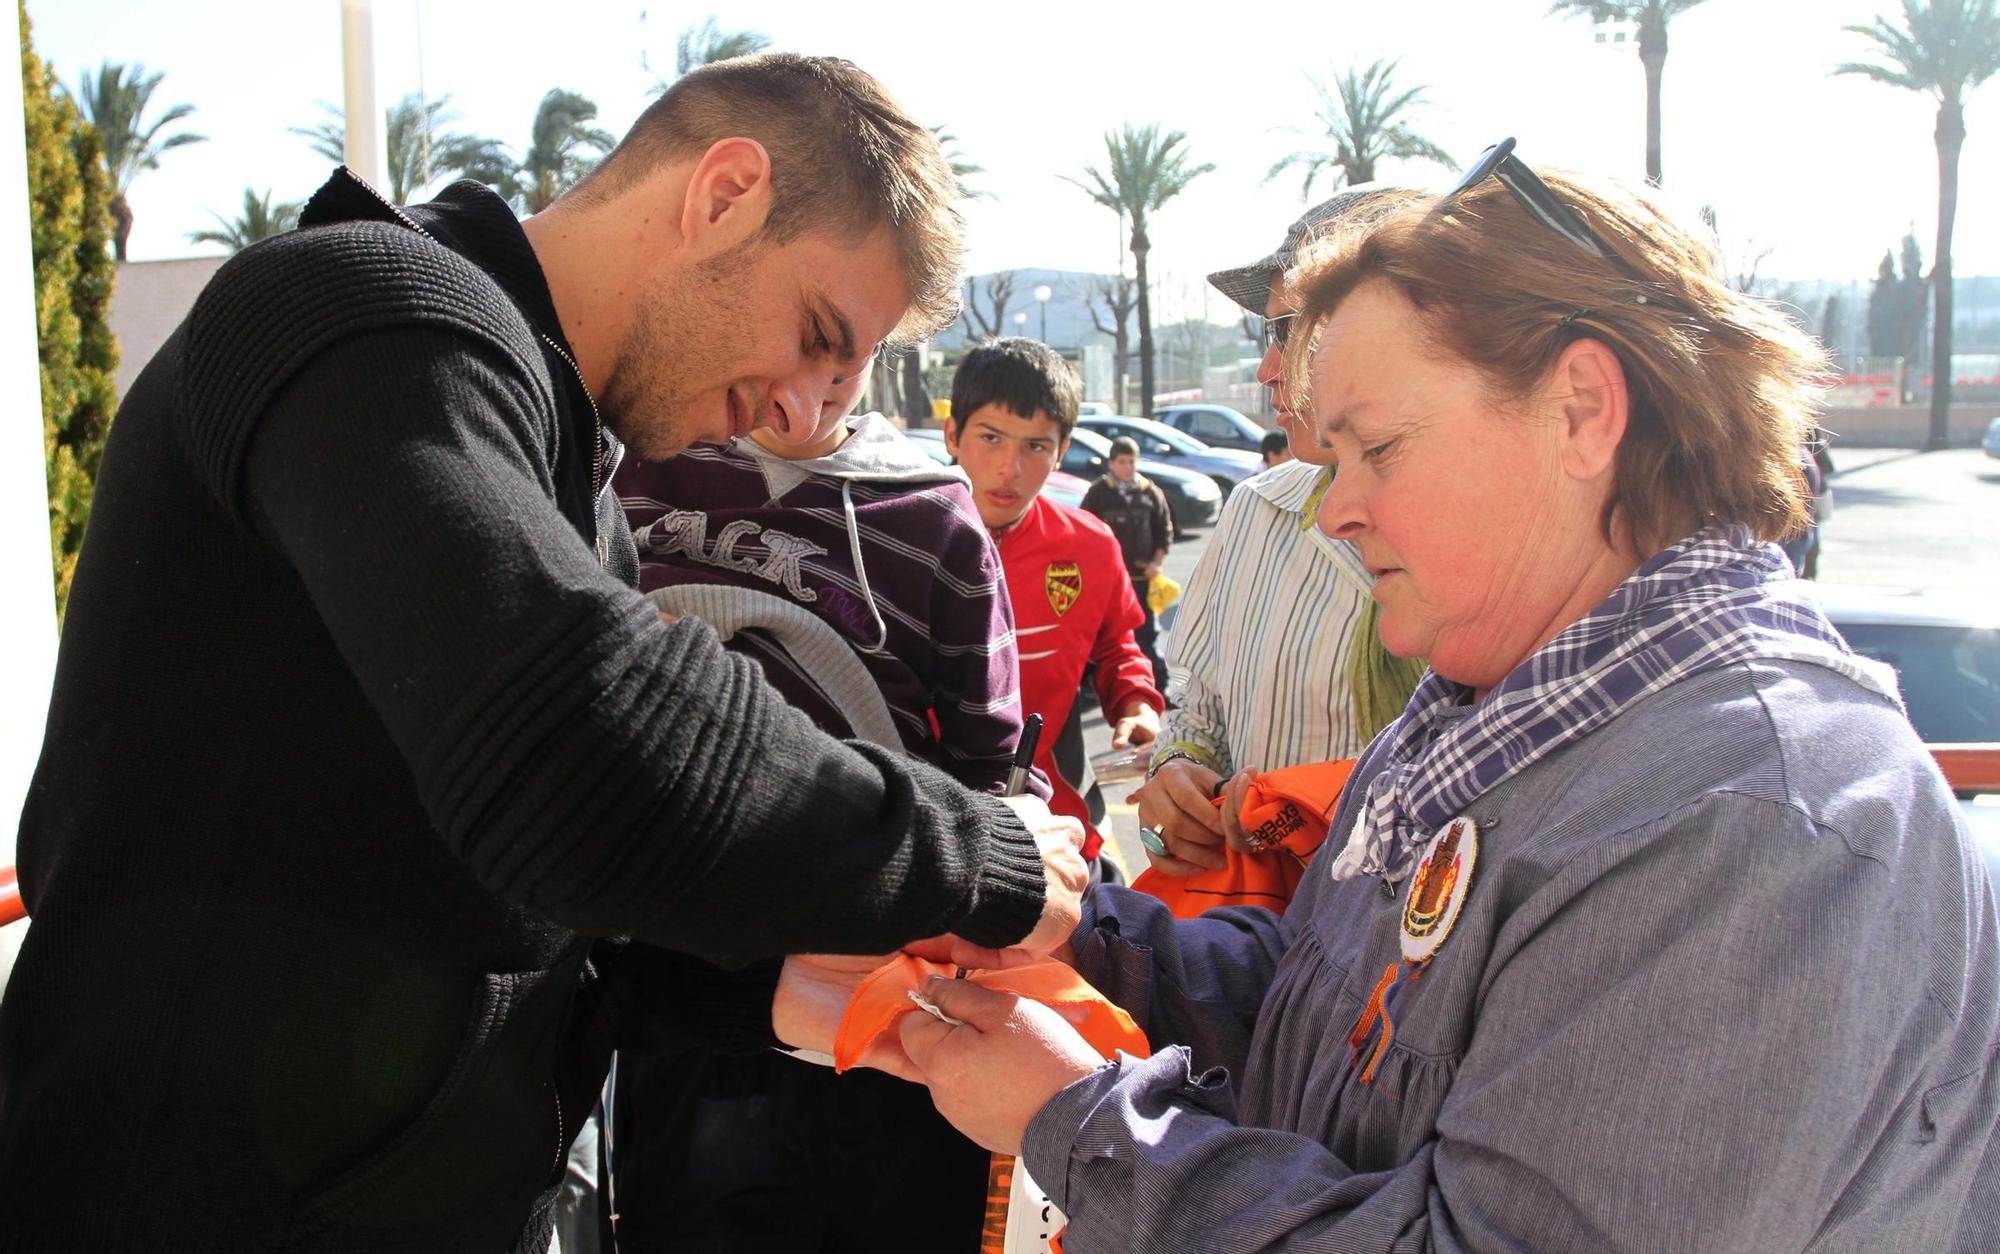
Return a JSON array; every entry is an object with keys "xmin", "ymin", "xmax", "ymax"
[{"xmin": 995, "ymin": 496, "xmax": 1162, "ymax": 857}]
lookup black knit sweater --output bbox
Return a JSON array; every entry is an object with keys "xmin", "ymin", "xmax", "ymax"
[{"xmin": 0, "ymin": 172, "xmax": 1046, "ymax": 1252}]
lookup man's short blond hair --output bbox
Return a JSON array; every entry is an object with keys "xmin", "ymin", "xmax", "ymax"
[{"xmin": 580, "ymin": 53, "xmax": 962, "ymax": 344}]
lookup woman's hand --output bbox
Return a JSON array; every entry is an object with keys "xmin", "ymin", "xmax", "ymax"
[
  {"xmin": 1127, "ymin": 758, "xmax": 1228, "ymax": 875},
  {"xmin": 1215, "ymin": 768, "xmax": 1259, "ymax": 852},
  {"xmin": 898, "ymin": 976, "xmax": 1105, "ymax": 1156}
]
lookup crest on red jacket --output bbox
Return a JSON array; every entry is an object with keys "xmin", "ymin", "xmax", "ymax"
[{"xmin": 1044, "ymin": 561, "xmax": 1082, "ymax": 616}]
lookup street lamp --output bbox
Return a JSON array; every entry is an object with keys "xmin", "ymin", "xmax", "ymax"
[
  {"xmin": 1013, "ymin": 311, "xmax": 1028, "ymax": 337},
  {"xmin": 1034, "ymin": 284, "xmax": 1052, "ymax": 342}
]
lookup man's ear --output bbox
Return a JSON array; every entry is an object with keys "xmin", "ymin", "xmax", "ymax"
[
  {"xmin": 679, "ymin": 137, "xmax": 773, "ymax": 256},
  {"xmin": 1553, "ymin": 337, "xmax": 1628, "ymax": 483},
  {"xmin": 942, "ymin": 421, "xmax": 963, "ymax": 458}
]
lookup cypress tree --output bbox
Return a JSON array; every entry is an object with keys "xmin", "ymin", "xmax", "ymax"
[{"xmin": 22, "ymin": 0, "xmax": 119, "ymax": 620}]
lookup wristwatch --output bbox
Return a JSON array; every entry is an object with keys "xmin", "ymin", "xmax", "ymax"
[{"xmin": 1146, "ymin": 745, "xmax": 1220, "ymax": 781}]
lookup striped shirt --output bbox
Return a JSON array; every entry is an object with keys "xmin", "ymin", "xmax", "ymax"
[
  {"xmin": 1156, "ymin": 459, "xmax": 1373, "ymax": 776},
  {"xmin": 616, "ymin": 419, "xmax": 1028, "ymax": 793}
]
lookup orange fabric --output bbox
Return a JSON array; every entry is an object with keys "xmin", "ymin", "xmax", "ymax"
[
  {"xmin": 1132, "ymin": 758, "xmax": 1356, "ymax": 918},
  {"xmin": 0, "ymin": 865, "xmax": 22, "ymax": 928},
  {"xmin": 832, "ymin": 955, "xmax": 1150, "ymax": 1073}
]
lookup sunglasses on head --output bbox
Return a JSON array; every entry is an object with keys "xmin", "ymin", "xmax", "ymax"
[
  {"xmin": 1436, "ymin": 137, "xmax": 1616, "ymax": 260},
  {"xmin": 1435, "ymin": 136, "xmax": 1680, "ymax": 325}
]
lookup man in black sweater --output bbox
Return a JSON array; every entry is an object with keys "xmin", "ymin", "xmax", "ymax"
[{"xmin": 0, "ymin": 55, "xmax": 1082, "ymax": 1252}]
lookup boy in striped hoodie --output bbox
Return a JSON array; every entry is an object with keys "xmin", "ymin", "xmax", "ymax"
[{"xmin": 602, "ymin": 410, "xmax": 1033, "ymax": 1251}]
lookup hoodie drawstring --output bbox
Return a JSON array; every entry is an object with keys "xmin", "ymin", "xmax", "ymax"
[{"xmin": 841, "ymin": 479, "xmax": 889, "ymax": 652}]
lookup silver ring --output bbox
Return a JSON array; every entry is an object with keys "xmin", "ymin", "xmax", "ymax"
[{"xmin": 1139, "ymin": 825, "xmax": 1169, "ymax": 857}]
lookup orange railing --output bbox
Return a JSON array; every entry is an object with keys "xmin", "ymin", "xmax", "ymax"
[
  {"xmin": 1, "ymin": 865, "xmax": 21, "ymax": 927},
  {"xmin": 1935, "ymin": 745, "xmax": 2000, "ymax": 798}
]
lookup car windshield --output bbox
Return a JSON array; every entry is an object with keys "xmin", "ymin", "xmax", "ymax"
[
  {"xmin": 1096, "ymin": 421, "xmax": 1210, "ymax": 456},
  {"xmin": 1838, "ymin": 622, "xmax": 2000, "ymax": 743}
]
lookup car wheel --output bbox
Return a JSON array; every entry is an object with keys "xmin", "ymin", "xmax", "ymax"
[{"xmin": 1209, "ymin": 474, "xmax": 1236, "ymax": 497}]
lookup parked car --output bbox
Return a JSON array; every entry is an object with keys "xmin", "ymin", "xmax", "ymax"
[
  {"xmin": 1984, "ymin": 415, "xmax": 2000, "ymax": 459},
  {"xmin": 1154, "ymin": 403, "xmax": 1272, "ymax": 454},
  {"xmin": 1077, "ymin": 401, "xmax": 1113, "ymax": 417},
  {"xmin": 1076, "ymin": 415, "xmax": 1263, "ymax": 496},
  {"xmin": 1061, "ymin": 426, "xmax": 1221, "ymax": 532},
  {"xmin": 903, "ymin": 427, "xmax": 1091, "ymax": 509},
  {"xmin": 1819, "ymin": 584, "xmax": 2000, "ymax": 880}
]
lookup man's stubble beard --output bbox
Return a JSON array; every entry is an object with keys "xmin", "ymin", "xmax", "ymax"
[{"xmin": 600, "ymin": 251, "xmax": 755, "ymax": 460}]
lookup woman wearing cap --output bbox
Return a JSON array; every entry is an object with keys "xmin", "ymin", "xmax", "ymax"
[{"xmin": 896, "ymin": 143, "xmax": 1999, "ymax": 1251}]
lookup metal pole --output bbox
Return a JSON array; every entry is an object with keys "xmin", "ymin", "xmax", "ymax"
[
  {"xmin": 0, "ymin": 26, "xmax": 59, "ymax": 988},
  {"xmin": 341, "ymin": 0, "xmax": 388, "ymax": 192}
]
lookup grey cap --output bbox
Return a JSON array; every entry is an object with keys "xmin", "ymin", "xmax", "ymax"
[{"xmin": 1207, "ymin": 182, "xmax": 1416, "ymax": 315}]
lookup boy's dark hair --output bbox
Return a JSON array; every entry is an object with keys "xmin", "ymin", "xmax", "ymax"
[
  {"xmin": 949, "ymin": 337, "xmax": 1081, "ymax": 439},
  {"xmin": 1107, "ymin": 435, "xmax": 1141, "ymax": 460},
  {"xmin": 1260, "ymin": 430, "xmax": 1290, "ymax": 459}
]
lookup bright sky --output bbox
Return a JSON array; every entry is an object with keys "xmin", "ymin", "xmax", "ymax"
[{"xmin": 29, "ymin": 0, "xmax": 2000, "ymax": 323}]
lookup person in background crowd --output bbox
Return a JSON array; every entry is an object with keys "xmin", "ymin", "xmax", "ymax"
[
  {"xmin": 1131, "ymin": 187, "xmax": 1426, "ymax": 881},
  {"xmin": 1258, "ymin": 429, "xmax": 1291, "ymax": 468},
  {"xmin": 1080, "ymin": 435, "xmax": 1174, "ymax": 694},
  {"xmin": 945, "ymin": 339, "xmax": 1163, "ymax": 869},
  {"xmin": 601, "ymin": 405, "xmax": 1036, "ymax": 1252}
]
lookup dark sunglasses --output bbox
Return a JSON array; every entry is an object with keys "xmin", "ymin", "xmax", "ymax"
[
  {"xmin": 1436, "ymin": 137, "xmax": 1616, "ymax": 260},
  {"xmin": 1258, "ymin": 313, "xmax": 1297, "ymax": 354}
]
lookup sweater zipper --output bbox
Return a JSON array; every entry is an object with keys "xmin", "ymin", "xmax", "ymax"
[
  {"xmin": 535, "ymin": 331, "xmax": 610, "ymax": 567},
  {"xmin": 335, "ymin": 166, "xmax": 610, "ymax": 568},
  {"xmin": 551, "ymin": 1086, "xmax": 567, "ymax": 1182}
]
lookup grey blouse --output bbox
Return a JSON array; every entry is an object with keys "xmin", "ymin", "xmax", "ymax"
[{"xmin": 1025, "ymin": 659, "xmax": 1999, "ymax": 1252}]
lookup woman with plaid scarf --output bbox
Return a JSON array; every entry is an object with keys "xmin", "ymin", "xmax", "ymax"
[{"xmin": 881, "ymin": 144, "xmax": 2000, "ymax": 1252}]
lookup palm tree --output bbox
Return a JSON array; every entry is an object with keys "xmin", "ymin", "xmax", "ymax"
[
  {"xmin": 1064, "ymin": 125, "xmax": 1214, "ymax": 417},
  {"xmin": 1549, "ymin": 1, "xmax": 1713, "ymax": 184},
  {"xmin": 930, "ymin": 124, "xmax": 989, "ymax": 200},
  {"xmin": 187, "ymin": 188, "xmax": 299, "ymax": 253},
  {"xmin": 70, "ymin": 61, "xmax": 205, "ymax": 260},
  {"xmin": 1839, "ymin": 0, "xmax": 2000, "ymax": 450},
  {"xmin": 293, "ymin": 93, "xmax": 514, "ymax": 204},
  {"xmin": 1264, "ymin": 59, "xmax": 1456, "ymax": 199},
  {"xmin": 650, "ymin": 16, "xmax": 773, "ymax": 90},
  {"xmin": 514, "ymin": 89, "xmax": 614, "ymax": 214}
]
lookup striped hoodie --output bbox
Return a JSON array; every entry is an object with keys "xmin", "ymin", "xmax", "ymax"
[{"xmin": 616, "ymin": 413, "xmax": 1034, "ymax": 794}]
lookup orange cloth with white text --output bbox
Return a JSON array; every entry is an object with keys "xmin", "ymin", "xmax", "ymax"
[{"xmin": 1132, "ymin": 758, "xmax": 1356, "ymax": 917}]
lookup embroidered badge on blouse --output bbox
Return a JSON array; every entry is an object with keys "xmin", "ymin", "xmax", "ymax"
[
  {"xmin": 1346, "ymin": 814, "xmax": 1481, "ymax": 1086},
  {"xmin": 1400, "ymin": 815, "xmax": 1478, "ymax": 963},
  {"xmin": 1044, "ymin": 560, "xmax": 1082, "ymax": 616}
]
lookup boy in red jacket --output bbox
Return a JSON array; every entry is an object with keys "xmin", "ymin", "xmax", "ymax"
[{"xmin": 944, "ymin": 339, "xmax": 1162, "ymax": 863}]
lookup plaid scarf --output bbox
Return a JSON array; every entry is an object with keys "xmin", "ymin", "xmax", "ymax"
[{"xmin": 1329, "ymin": 526, "xmax": 1901, "ymax": 888}]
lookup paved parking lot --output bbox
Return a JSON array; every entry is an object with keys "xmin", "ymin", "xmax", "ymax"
[{"xmin": 1818, "ymin": 448, "xmax": 1999, "ymax": 595}]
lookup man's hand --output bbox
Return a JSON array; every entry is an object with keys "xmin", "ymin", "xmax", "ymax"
[
  {"xmin": 1127, "ymin": 757, "xmax": 1228, "ymax": 876},
  {"xmin": 772, "ymin": 954, "xmax": 920, "ymax": 1081},
  {"xmin": 1108, "ymin": 701, "xmax": 1161, "ymax": 750},
  {"xmin": 1004, "ymin": 792, "xmax": 1088, "ymax": 957},
  {"xmin": 898, "ymin": 977, "xmax": 1104, "ymax": 1156},
  {"xmin": 923, "ymin": 795, "xmax": 1085, "ymax": 974}
]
